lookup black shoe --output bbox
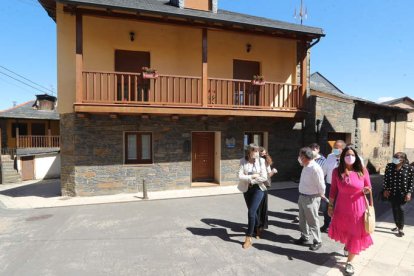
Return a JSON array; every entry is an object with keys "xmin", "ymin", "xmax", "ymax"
[
  {"xmin": 343, "ymin": 247, "xmax": 349, "ymax": 257},
  {"xmin": 294, "ymin": 236, "xmax": 309, "ymax": 245},
  {"xmin": 397, "ymin": 230, "xmax": 405, "ymax": 237},
  {"xmin": 309, "ymin": 242, "xmax": 322, "ymax": 251},
  {"xmin": 320, "ymin": 226, "xmax": 329, "ymax": 233},
  {"xmin": 344, "ymin": 262, "xmax": 354, "ymax": 275},
  {"xmin": 391, "ymin": 227, "xmax": 398, "ymax": 232}
]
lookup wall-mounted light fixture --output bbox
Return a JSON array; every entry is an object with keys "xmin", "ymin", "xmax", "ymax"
[
  {"xmin": 246, "ymin": 43, "xmax": 252, "ymax": 53},
  {"xmin": 129, "ymin": 31, "xmax": 135, "ymax": 42}
]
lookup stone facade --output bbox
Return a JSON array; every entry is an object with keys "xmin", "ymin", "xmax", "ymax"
[
  {"xmin": 304, "ymin": 96, "xmax": 356, "ymax": 155},
  {"xmin": 60, "ymin": 114, "xmax": 305, "ymax": 196}
]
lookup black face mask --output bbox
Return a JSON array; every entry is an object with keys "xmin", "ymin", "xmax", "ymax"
[{"xmin": 261, "ymin": 155, "xmax": 267, "ymax": 159}]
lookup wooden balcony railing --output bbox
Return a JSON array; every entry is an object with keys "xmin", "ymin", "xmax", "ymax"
[
  {"xmin": 79, "ymin": 71, "xmax": 304, "ymax": 112},
  {"xmin": 17, "ymin": 135, "xmax": 60, "ymax": 148},
  {"xmin": 82, "ymin": 71, "xmax": 202, "ymax": 106},
  {"xmin": 207, "ymin": 78, "xmax": 303, "ymax": 109}
]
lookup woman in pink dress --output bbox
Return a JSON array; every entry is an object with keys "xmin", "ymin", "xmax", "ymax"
[{"xmin": 327, "ymin": 146, "xmax": 373, "ymax": 275}]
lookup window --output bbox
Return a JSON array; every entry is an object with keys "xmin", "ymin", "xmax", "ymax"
[
  {"xmin": 124, "ymin": 132, "xmax": 152, "ymax": 164},
  {"xmin": 11, "ymin": 123, "xmax": 28, "ymax": 137},
  {"xmin": 244, "ymin": 132, "xmax": 264, "ymax": 148},
  {"xmin": 370, "ymin": 115, "xmax": 377, "ymax": 132},
  {"xmin": 31, "ymin": 123, "xmax": 46, "ymax": 135},
  {"xmin": 382, "ymin": 117, "xmax": 391, "ymax": 147}
]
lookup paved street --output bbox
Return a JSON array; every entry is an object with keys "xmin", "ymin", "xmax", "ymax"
[{"xmin": 0, "ymin": 176, "xmax": 413, "ymax": 275}]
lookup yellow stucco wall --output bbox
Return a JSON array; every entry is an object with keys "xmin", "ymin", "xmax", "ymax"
[
  {"xmin": 358, "ymin": 117, "xmax": 406, "ymax": 173},
  {"xmin": 56, "ymin": 5, "xmax": 298, "ymax": 113},
  {"xmin": 5, "ymin": 119, "xmax": 60, "ymax": 148}
]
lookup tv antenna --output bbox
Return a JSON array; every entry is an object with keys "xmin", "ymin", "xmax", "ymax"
[{"xmin": 294, "ymin": 0, "xmax": 307, "ymax": 25}]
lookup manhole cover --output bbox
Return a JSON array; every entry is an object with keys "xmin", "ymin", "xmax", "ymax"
[{"xmin": 25, "ymin": 214, "xmax": 53, "ymax": 222}]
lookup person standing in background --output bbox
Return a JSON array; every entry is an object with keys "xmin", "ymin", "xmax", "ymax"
[
  {"xmin": 320, "ymin": 140, "xmax": 346, "ymax": 233},
  {"xmin": 383, "ymin": 152, "xmax": 414, "ymax": 237}
]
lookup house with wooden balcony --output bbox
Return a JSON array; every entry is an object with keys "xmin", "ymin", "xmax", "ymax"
[
  {"xmin": 0, "ymin": 94, "xmax": 60, "ymax": 183},
  {"xmin": 38, "ymin": 0, "xmax": 325, "ymax": 196}
]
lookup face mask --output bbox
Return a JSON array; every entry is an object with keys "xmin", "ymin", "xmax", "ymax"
[
  {"xmin": 298, "ymin": 157, "xmax": 303, "ymax": 166},
  {"xmin": 333, "ymin": 148, "xmax": 341, "ymax": 156},
  {"xmin": 344, "ymin": 155, "xmax": 356, "ymax": 165},
  {"xmin": 312, "ymin": 150, "xmax": 318, "ymax": 158},
  {"xmin": 392, "ymin": 158, "xmax": 401, "ymax": 165},
  {"xmin": 252, "ymin": 152, "xmax": 259, "ymax": 159}
]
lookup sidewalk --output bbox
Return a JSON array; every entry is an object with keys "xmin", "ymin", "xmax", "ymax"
[
  {"xmin": 320, "ymin": 203, "xmax": 414, "ymax": 276},
  {"xmin": 0, "ymin": 179, "xmax": 298, "ymax": 209}
]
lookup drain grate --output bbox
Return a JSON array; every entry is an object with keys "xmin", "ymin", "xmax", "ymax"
[{"xmin": 25, "ymin": 214, "xmax": 53, "ymax": 222}]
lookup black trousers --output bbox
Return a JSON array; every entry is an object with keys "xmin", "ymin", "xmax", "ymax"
[{"xmin": 391, "ymin": 197, "xmax": 406, "ymax": 230}]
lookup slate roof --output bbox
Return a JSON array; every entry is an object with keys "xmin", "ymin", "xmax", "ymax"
[
  {"xmin": 43, "ymin": 0, "xmax": 324, "ymax": 37},
  {"xmin": 381, "ymin": 97, "xmax": 414, "ymax": 106},
  {"xmin": 310, "ymin": 72, "xmax": 408, "ymax": 113},
  {"xmin": 0, "ymin": 101, "xmax": 59, "ymax": 120}
]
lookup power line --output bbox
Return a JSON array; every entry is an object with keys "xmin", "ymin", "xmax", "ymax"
[
  {"xmin": 0, "ymin": 70, "xmax": 49, "ymax": 94},
  {"xmin": 0, "ymin": 65, "xmax": 54, "ymax": 94}
]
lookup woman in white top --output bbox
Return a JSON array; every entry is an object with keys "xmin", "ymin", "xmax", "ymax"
[
  {"xmin": 238, "ymin": 143, "xmax": 268, "ymax": 249},
  {"xmin": 256, "ymin": 147, "xmax": 278, "ymax": 238}
]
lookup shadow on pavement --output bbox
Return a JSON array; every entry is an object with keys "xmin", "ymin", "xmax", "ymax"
[{"xmin": 0, "ymin": 179, "xmax": 61, "ymax": 198}]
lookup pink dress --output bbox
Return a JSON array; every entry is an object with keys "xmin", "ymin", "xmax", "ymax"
[{"xmin": 328, "ymin": 168, "xmax": 373, "ymax": 254}]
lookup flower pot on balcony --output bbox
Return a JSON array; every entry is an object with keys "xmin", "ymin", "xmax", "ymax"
[
  {"xmin": 251, "ymin": 80, "xmax": 265, "ymax": 86},
  {"xmin": 142, "ymin": 72, "xmax": 158, "ymax": 79}
]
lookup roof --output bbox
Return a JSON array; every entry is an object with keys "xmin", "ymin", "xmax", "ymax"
[
  {"xmin": 40, "ymin": 0, "xmax": 324, "ymax": 38},
  {"xmin": 0, "ymin": 101, "xmax": 59, "ymax": 120},
  {"xmin": 381, "ymin": 96, "xmax": 414, "ymax": 106},
  {"xmin": 310, "ymin": 72, "xmax": 408, "ymax": 113},
  {"xmin": 310, "ymin": 72, "xmax": 358, "ymax": 101}
]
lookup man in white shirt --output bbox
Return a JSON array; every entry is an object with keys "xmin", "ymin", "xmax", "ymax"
[
  {"xmin": 320, "ymin": 140, "xmax": 345, "ymax": 232},
  {"xmin": 294, "ymin": 147, "xmax": 326, "ymax": 251}
]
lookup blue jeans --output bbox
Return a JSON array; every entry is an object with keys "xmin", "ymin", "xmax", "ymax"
[
  {"xmin": 243, "ymin": 185, "xmax": 265, "ymax": 236},
  {"xmin": 320, "ymin": 183, "xmax": 331, "ymax": 228}
]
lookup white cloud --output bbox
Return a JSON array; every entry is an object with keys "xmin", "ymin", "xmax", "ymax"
[{"xmin": 376, "ymin": 97, "xmax": 395, "ymax": 103}]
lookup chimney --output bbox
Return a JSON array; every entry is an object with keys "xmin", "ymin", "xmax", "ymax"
[
  {"xmin": 170, "ymin": 0, "xmax": 218, "ymax": 13},
  {"xmin": 33, "ymin": 94, "xmax": 57, "ymax": 111}
]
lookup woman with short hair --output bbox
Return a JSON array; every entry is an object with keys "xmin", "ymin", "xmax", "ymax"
[{"xmin": 383, "ymin": 152, "xmax": 413, "ymax": 237}]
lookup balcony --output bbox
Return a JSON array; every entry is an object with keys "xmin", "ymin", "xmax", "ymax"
[
  {"xmin": 75, "ymin": 71, "xmax": 305, "ymax": 117},
  {"xmin": 17, "ymin": 135, "xmax": 60, "ymax": 149}
]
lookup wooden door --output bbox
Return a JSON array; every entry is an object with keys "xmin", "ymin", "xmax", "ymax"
[
  {"xmin": 115, "ymin": 50, "xmax": 150, "ymax": 101},
  {"xmin": 192, "ymin": 132, "xmax": 215, "ymax": 182},
  {"xmin": 21, "ymin": 156, "xmax": 34, "ymax": 181},
  {"xmin": 233, "ymin": 60, "xmax": 260, "ymax": 106}
]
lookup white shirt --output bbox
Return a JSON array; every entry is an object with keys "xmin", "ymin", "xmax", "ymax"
[
  {"xmin": 238, "ymin": 157, "xmax": 268, "ymax": 192},
  {"xmin": 324, "ymin": 153, "xmax": 340, "ymax": 184},
  {"xmin": 298, "ymin": 160, "xmax": 325, "ymax": 195}
]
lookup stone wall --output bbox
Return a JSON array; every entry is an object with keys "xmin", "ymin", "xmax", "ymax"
[{"xmin": 60, "ymin": 114, "xmax": 305, "ymax": 196}]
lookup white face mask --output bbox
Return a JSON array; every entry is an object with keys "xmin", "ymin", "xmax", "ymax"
[
  {"xmin": 392, "ymin": 158, "xmax": 401, "ymax": 165},
  {"xmin": 344, "ymin": 155, "xmax": 356, "ymax": 165},
  {"xmin": 298, "ymin": 156, "xmax": 303, "ymax": 166},
  {"xmin": 252, "ymin": 152, "xmax": 259, "ymax": 159}
]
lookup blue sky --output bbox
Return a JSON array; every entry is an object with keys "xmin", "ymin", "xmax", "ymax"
[{"xmin": 0, "ymin": 0, "xmax": 413, "ymax": 111}]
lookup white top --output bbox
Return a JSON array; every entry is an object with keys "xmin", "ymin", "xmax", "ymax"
[
  {"xmin": 237, "ymin": 157, "xmax": 268, "ymax": 192},
  {"xmin": 298, "ymin": 160, "xmax": 325, "ymax": 195},
  {"xmin": 324, "ymin": 153, "xmax": 340, "ymax": 184}
]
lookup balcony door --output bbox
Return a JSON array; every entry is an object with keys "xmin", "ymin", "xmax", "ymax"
[
  {"xmin": 233, "ymin": 60, "xmax": 260, "ymax": 106},
  {"xmin": 115, "ymin": 50, "xmax": 150, "ymax": 101}
]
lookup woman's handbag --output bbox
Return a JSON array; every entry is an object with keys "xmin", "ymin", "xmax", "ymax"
[{"xmin": 364, "ymin": 189, "xmax": 376, "ymax": 234}]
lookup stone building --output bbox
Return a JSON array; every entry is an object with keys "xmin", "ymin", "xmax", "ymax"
[
  {"xmin": 306, "ymin": 72, "xmax": 408, "ymax": 173},
  {"xmin": 381, "ymin": 97, "xmax": 414, "ymax": 162},
  {"xmin": 39, "ymin": 0, "xmax": 325, "ymax": 196}
]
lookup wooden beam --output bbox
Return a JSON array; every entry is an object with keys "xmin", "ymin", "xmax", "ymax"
[
  {"xmin": 74, "ymin": 104, "xmax": 305, "ymax": 118},
  {"xmin": 202, "ymin": 28, "xmax": 208, "ymax": 107},
  {"xmin": 299, "ymin": 41, "xmax": 308, "ymax": 108},
  {"xmin": 62, "ymin": 6, "xmax": 319, "ymax": 41},
  {"xmin": 75, "ymin": 12, "xmax": 83, "ymax": 104}
]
